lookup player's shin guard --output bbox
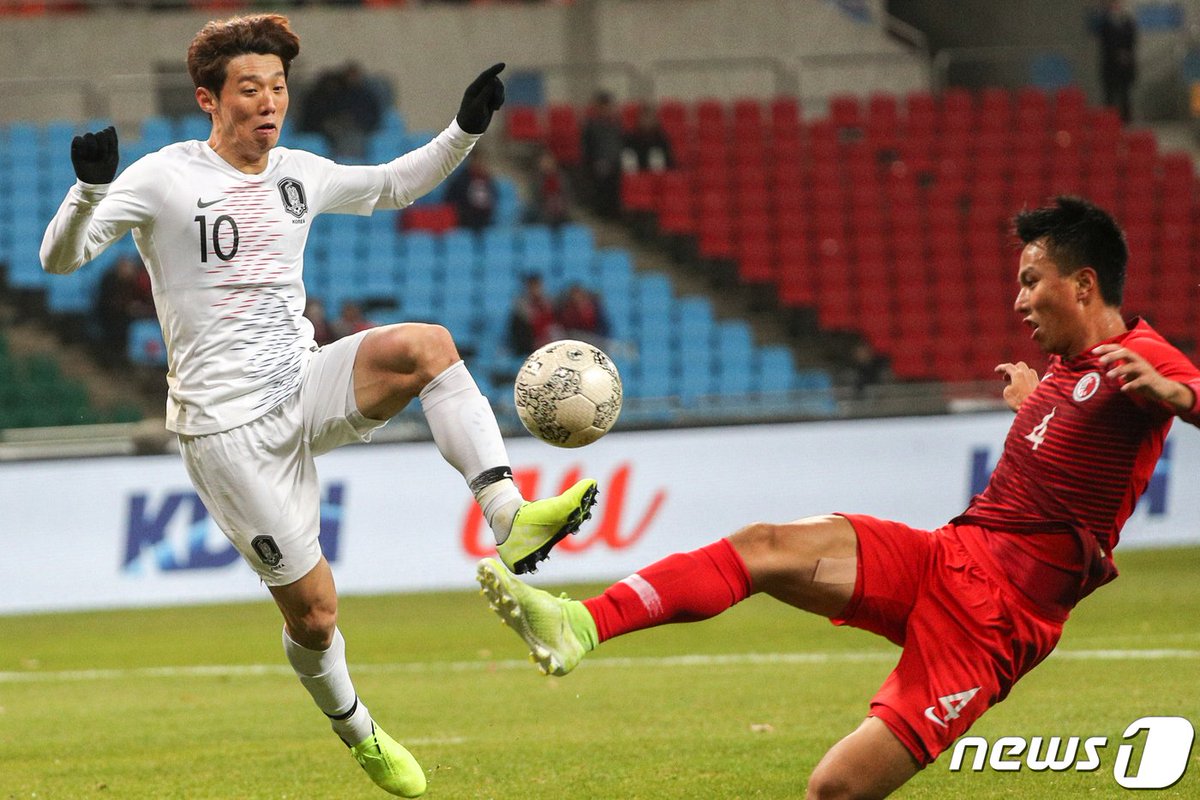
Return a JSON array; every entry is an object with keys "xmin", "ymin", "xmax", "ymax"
[
  {"xmin": 283, "ymin": 627, "xmax": 374, "ymax": 745},
  {"xmin": 420, "ymin": 361, "xmax": 522, "ymax": 534},
  {"xmin": 583, "ymin": 538, "xmax": 752, "ymax": 642}
]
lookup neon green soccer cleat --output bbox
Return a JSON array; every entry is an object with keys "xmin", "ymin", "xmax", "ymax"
[
  {"xmin": 476, "ymin": 557, "xmax": 598, "ymax": 676},
  {"xmin": 349, "ymin": 724, "xmax": 427, "ymax": 797},
  {"xmin": 497, "ymin": 478, "xmax": 598, "ymax": 574}
]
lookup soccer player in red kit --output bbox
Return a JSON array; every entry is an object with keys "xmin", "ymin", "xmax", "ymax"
[{"xmin": 476, "ymin": 196, "xmax": 1200, "ymax": 798}]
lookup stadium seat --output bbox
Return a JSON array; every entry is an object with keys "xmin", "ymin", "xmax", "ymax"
[
  {"xmin": 504, "ymin": 105, "xmax": 543, "ymax": 143},
  {"xmin": 128, "ymin": 319, "xmax": 167, "ymax": 368}
]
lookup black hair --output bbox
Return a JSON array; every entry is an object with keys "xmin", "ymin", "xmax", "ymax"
[{"xmin": 1013, "ymin": 195, "xmax": 1127, "ymax": 306}]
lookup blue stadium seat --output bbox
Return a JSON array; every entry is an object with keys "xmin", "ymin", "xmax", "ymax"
[
  {"xmin": 633, "ymin": 273, "xmax": 673, "ymax": 325},
  {"xmin": 5, "ymin": 122, "xmax": 39, "ymax": 155},
  {"xmin": 400, "ymin": 277, "xmax": 437, "ymax": 321},
  {"xmin": 44, "ymin": 121, "xmax": 76, "ymax": 156},
  {"xmin": 678, "ymin": 347, "xmax": 715, "ymax": 405},
  {"xmin": 176, "ymin": 115, "xmax": 212, "ymax": 142},
  {"xmin": 794, "ymin": 369, "xmax": 838, "ymax": 415},
  {"xmin": 400, "ymin": 231, "xmax": 438, "ymax": 276},
  {"xmin": 517, "ymin": 224, "xmax": 554, "ymax": 275},
  {"xmin": 139, "ymin": 116, "xmax": 174, "ymax": 150},
  {"xmin": 364, "ymin": 228, "xmax": 398, "ymax": 266},
  {"xmin": 439, "ymin": 228, "xmax": 477, "ymax": 272},
  {"xmin": 480, "ymin": 267, "xmax": 518, "ymax": 306},
  {"xmin": 494, "ymin": 178, "xmax": 522, "ymax": 226},
  {"xmin": 755, "ymin": 346, "xmax": 795, "ymax": 393},
  {"xmin": 628, "ymin": 359, "xmax": 673, "ymax": 399},
  {"xmin": 287, "ymin": 132, "xmax": 330, "ymax": 158},
  {"xmin": 366, "ymin": 129, "xmax": 406, "ymax": 163},
  {"xmin": 481, "ymin": 227, "xmax": 517, "ymax": 274},
  {"xmin": 676, "ymin": 297, "xmax": 714, "ymax": 342},
  {"xmin": 49, "ymin": 277, "xmax": 95, "ymax": 314},
  {"xmin": 128, "ymin": 318, "xmax": 167, "ymax": 368},
  {"xmin": 716, "ymin": 321, "xmax": 754, "ymax": 364},
  {"xmin": 380, "ymin": 108, "xmax": 406, "ymax": 134},
  {"xmin": 715, "ymin": 358, "xmax": 754, "ymax": 395},
  {"xmin": 555, "ymin": 223, "xmax": 595, "ymax": 284}
]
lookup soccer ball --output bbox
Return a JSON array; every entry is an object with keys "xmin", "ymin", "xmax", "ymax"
[{"xmin": 514, "ymin": 339, "xmax": 623, "ymax": 448}]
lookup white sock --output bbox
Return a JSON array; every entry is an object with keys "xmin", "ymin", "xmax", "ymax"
[
  {"xmin": 420, "ymin": 360, "xmax": 524, "ymax": 540},
  {"xmin": 283, "ymin": 627, "xmax": 375, "ymax": 745}
]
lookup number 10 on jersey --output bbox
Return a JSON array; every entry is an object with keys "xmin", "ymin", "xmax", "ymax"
[{"xmin": 194, "ymin": 214, "xmax": 240, "ymax": 262}]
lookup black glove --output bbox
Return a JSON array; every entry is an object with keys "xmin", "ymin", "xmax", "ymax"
[
  {"xmin": 456, "ymin": 63, "xmax": 506, "ymax": 134},
  {"xmin": 70, "ymin": 126, "xmax": 119, "ymax": 185}
]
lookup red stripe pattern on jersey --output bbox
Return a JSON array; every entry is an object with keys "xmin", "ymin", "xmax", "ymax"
[{"xmin": 961, "ymin": 320, "xmax": 1200, "ymax": 567}]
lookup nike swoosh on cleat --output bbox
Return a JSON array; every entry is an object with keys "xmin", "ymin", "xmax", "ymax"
[{"xmin": 196, "ymin": 197, "xmax": 225, "ymax": 208}]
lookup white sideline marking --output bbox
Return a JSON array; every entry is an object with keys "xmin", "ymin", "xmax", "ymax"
[{"xmin": 0, "ymin": 649, "xmax": 1195, "ymax": 684}]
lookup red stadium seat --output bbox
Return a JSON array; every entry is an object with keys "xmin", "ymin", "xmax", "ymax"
[
  {"xmin": 939, "ymin": 87, "xmax": 974, "ymax": 136},
  {"xmin": 401, "ymin": 203, "xmax": 457, "ymax": 233},
  {"xmin": 828, "ymin": 94, "xmax": 862, "ymax": 129},
  {"xmin": 504, "ymin": 105, "xmax": 543, "ymax": 143},
  {"xmin": 777, "ymin": 252, "xmax": 816, "ymax": 307},
  {"xmin": 546, "ymin": 103, "xmax": 581, "ymax": 166},
  {"xmin": 619, "ymin": 100, "xmax": 643, "ymax": 133},
  {"xmin": 770, "ymin": 96, "xmax": 802, "ymax": 137},
  {"xmin": 620, "ymin": 171, "xmax": 660, "ymax": 213}
]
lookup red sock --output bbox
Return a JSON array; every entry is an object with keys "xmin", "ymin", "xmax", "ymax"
[{"xmin": 583, "ymin": 538, "xmax": 752, "ymax": 643}]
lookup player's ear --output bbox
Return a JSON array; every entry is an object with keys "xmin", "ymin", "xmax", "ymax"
[
  {"xmin": 195, "ymin": 86, "xmax": 217, "ymax": 115},
  {"xmin": 1075, "ymin": 266, "xmax": 1099, "ymax": 300}
]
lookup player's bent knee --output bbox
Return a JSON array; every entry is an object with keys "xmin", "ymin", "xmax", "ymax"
[
  {"xmin": 368, "ymin": 323, "xmax": 460, "ymax": 384},
  {"xmin": 287, "ymin": 604, "xmax": 338, "ymax": 648},
  {"xmin": 730, "ymin": 515, "xmax": 849, "ymax": 565}
]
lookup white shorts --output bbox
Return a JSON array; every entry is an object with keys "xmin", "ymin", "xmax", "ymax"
[{"xmin": 179, "ymin": 331, "xmax": 387, "ymax": 586}]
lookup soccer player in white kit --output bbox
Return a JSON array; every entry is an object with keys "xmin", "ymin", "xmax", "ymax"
[{"xmin": 40, "ymin": 14, "xmax": 597, "ymax": 797}]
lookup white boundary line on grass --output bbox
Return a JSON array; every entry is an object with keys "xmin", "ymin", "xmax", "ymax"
[{"xmin": 0, "ymin": 648, "xmax": 1196, "ymax": 684}]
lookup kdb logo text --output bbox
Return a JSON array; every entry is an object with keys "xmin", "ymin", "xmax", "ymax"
[{"xmin": 948, "ymin": 716, "xmax": 1195, "ymax": 789}]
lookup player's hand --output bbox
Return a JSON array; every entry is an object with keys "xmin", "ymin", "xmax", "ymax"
[
  {"xmin": 456, "ymin": 63, "xmax": 506, "ymax": 134},
  {"xmin": 71, "ymin": 126, "xmax": 120, "ymax": 185},
  {"xmin": 995, "ymin": 361, "xmax": 1039, "ymax": 412},
  {"xmin": 1093, "ymin": 343, "xmax": 1196, "ymax": 413}
]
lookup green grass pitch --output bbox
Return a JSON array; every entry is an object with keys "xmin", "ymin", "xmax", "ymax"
[{"xmin": 1, "ymin": 546, "xmax": 1197, "ymax": 799}]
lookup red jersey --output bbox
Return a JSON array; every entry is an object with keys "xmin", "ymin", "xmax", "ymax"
[{"xmin": 956, "ymin": 319, "xmax": 1200, "ymax": 611}]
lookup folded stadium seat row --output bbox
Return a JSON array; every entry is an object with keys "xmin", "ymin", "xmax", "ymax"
[{"xmin": 605, "ymin": 87, "xmax": 1200, "ymax": 380}]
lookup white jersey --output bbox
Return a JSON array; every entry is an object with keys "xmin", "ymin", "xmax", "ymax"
[{"xmin": 42, "ymin": 120, "xmax": 479, "ymax": 435}]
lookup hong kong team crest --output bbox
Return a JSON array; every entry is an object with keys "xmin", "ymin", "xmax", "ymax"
[
  {"xmin": 277, "ymin": 177, "xmax": 308, "ymax": 218},
  {"xmin": 1073, "ymin": 371, "xmax": 1102, "ymax": 402}
]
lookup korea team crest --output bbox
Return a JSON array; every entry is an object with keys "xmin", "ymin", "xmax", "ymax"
[
  {"xmin": 1073, "ymin": 371, "xmax": 1102, "ymax": 402},
  {"xmin": 277, "ymin": 177, "xmax": 308, "ymax": 218}
]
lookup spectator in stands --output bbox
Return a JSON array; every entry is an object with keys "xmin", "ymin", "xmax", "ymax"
[
  {"xmin": 621, "ymin": 105, "xmax": 673, "ymax": 173},
  {"xmin": 304, "ymin": 297, "xmax": 335, "ymax": 346},
  {"xmin": 95, "ymin": 254, "xmax": 154, "ymax": 366},
  {"xmin": 557, "ymin": 283, "xmax": 609, "ymax": 347},
  {"xmin": 581, "ymin": 90, "xmax": 624, "ymax": 218},
  {"xmin": 524, "ymin": 148, "xmax": 573, "ymax": 228},
  {"xmin": 846, "ymin": 341, "xmax": 890, "ymax": 399},
  {"xmin": 299, "ymin": 61, "xmax": 383, "ymax": 159},
  {"xmin": 332, "ymin": 300, "xmax": 375, "ymax": 340},
  {"xmin": 444, "ymin": 149, "xmax": 498, "ymax": 230},
  {"xmin": 508, "ymin": 273, "xmax": 561, "ymax": 354},
  {"xmin": 1093, "ymin": 0, "xmax": 1138, "ymax": 122}
]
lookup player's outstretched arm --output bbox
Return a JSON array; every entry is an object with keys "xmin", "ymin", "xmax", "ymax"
[
  {"xmin": 371, "ymin": 64, "xmax": 506, "ymax": 210},
  {"xmin": 1093, "ymin": 343, "xmax": 1199, "ymax": 416},
  {"xmin": 41, "ymin": 126, "xmax": 125, "ymax": 275},
  {"xmin": 456, "ymin": 63, "xmax": 506, "ymax": 134},
  {"xmin": 995, "ymin": 361, "xmax": 1039, "ymax": 412}
]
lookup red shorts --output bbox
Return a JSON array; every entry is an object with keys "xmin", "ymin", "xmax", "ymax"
[{"xmin": 833, "ymin": 514, "xmax": 1064, "ymax": 766}]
